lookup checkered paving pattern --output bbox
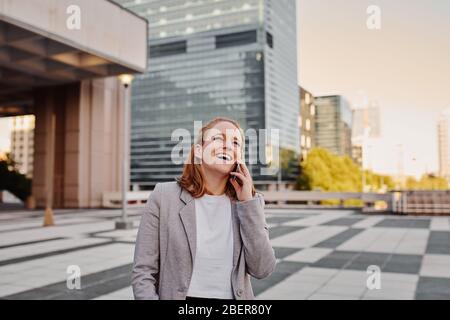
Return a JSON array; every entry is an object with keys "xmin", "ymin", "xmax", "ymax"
[
  {"xmin": 0, "ymin": 207, "xmax": 449, "ymax": 300},
  {"xmin": 254, "ymin": 210, "xmax": 450, "ymax": 300}
]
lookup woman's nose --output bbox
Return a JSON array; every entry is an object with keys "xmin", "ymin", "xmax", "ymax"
[{"xmin": 224, "ymin": 139, "xmax": 234, "ymax": 150}]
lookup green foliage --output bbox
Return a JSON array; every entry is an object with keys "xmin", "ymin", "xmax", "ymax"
[
  {"xmin": 296, "ymin": 147, "xmax": 395, "ymax": 193},
  {"xmin": 0, "ymin": 153, "xmax": 31, "ymax": 202},
  {"xmin": 279, "ymin": 148, "xmax": 300, "ymax": 181}
]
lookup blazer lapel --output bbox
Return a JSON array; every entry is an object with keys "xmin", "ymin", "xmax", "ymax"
[
  {"xmin": 231, "ymin": 200, "xmax": 242, "ymax": 267},
  {"xmin": 179, "ymin": 188, "xmax": 196, "ymax": 265}
]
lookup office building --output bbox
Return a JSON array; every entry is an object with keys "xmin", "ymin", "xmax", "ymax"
[
  {"xmin": 115, "ymin": 0, "xmax": 299, "ymax": 187},
  {"xmin": 10, "ymin": 115, "xmax": 35, "ymax": 178},
  {"xmin": 314, "ymin": 95, "xmax": 352, "ymax": 157},
  {"xmin": 299, "ymin": 87, "xmax": 315, "ymax": 161}
]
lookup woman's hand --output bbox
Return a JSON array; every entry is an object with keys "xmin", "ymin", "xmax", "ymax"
[{"xmin": 229, "ymin": 160, "xmax": 254, "ymax": 202}]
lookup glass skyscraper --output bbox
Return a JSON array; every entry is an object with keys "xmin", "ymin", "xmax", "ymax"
[
  {"xmin": 314, "ymin": 95, "xmax": 353, "ymax": 157},
  {"xmin": 114, "ymin": 0, "xmax": 299, "ymax": 188}
]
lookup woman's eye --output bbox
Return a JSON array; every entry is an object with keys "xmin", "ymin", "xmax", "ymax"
[
  {"xmin": 234, "ymin": 141, "xmax": 241, "ymax": 147},
  {"xmin": 213, "ymin": 136, "xmax": 223, "ymax": 141}
]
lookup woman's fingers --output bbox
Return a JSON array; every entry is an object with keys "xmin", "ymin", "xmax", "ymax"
[
  {"xmin": 229, "ymin": 176, "xmax": 241, "ymax": 192},
  {"xmin": 237, "ymin": 160, "xmax": 250, "ymax": 178},
  {"xmin": 230, "ymin": 171, "xmax": 247, "ymax": 183}
]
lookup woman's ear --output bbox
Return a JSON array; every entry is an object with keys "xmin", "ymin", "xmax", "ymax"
[{"xmin": 194, "ymin": 144, "xmax": 203, "ymax": 164}]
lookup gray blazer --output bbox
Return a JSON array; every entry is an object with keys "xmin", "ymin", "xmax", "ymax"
[{"xmin": 132, "ymin": 181, "xmax": 276, "ymax": 300}]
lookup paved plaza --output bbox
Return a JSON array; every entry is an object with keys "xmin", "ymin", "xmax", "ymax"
[{"xmin": 0, "ymin": 206, "xmax": 450, "ymax": 300}]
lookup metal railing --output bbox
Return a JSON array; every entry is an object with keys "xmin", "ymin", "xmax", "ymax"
[
  {"xmin": 392, "ymin": 190, "xmax": 450, "ymax": 215},
  {"xmin": 102, "ymin": 189, "xmax": 450, "ymax": 215}
]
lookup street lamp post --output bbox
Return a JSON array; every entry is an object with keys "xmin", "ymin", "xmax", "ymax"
[{"xmin": 116, "ymin": 74, "xmax": 134, "ymax": 230}]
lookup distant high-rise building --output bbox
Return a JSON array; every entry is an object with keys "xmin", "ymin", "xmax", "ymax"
[
  {"xmin": 352, "ymin": 103, "xmax": 381, "ymax": 139},
  {"xmin": 351, "ymin": 102, "xmax": 381, "ymax": 169},
  {"xmin": 352, "ymin": 145, "xmax": 363, "ymax": 167},
  {"xmin": 438, "ymin": 108, "xmax": 450, "ymax": 180},
  {"xmin": 314, "ymin": 95, "xmax": 352, "ymax": 157},
  {"xmin": 10, "ymin": 115, "xmax": 35, "ymax": 178},
  {"xmin": 114, "ymin": 0, "xmax": 299, "ymax": 187},
  {"xmin": 299, "ymin": 87, "xmax": 316, "ymax": 161}
]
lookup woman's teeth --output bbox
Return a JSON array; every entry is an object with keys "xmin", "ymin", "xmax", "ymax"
[{"xmin": 216, "ymin": 153, "xmax": 232, "ymax": 161}]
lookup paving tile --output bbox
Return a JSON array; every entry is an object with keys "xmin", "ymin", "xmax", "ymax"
[
  {"xmin": 315, "ymin": 228, "xmax": 365, "ymax": 249},
  {"xmin": 284, "ymin": 248, "xmax": 333, "ymax": 263},
  {"xmin": 426, "ymin": 231, "xmax": 450, "ymax": 254},
  {"xmin": 312, "ymin": 251, "xmax": 360, "ymax": 269},
  {"xmin": 374, "ymin": 218, "xmax": 430, "ymax": 229},
  {"xmin": 273, "ymin": 247, "xmax": 303, "ymax": 260},
  {"xmin": 251, "ymin": 261, "xmax": 308, "ymax": 296},
  {"xmin": 383, "ymin": 254, "xmax": 423, "ymax": 274},
  {"xmin": 270, "ymin": 226, "xmax": 347, "ymax": 249},
  {"xmin": 269, "ymin": 226, "xmax": 304, "ymax": 240},
  {"xmin": 322, "ymin": 218, "xmax": 365, "ymax": 227},
  {"xmin": 415, "ymin": 276, "xmax": 450, "ymax": 299}
]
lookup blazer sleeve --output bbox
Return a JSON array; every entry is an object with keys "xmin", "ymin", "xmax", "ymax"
[
  {"xmin": 132, "ymin": 183, "xmax": 162, "ymax": 300},
  {"xmin": 236, "ymin": 193, "xmax": 277, "ymax": 279}
]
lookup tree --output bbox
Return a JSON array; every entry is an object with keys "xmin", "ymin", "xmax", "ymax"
[
  {"xmin": 406, "ymin": 174, "xmax": 448, "ymax": 190},
  {"xmin": 279, "ymin": 148, "xmax": 300, "ymax": 181},
  {"xmin": 296, "ymin": 147, "xmax": 395, "ymax": 193},
  {"xmin": 0, "ymin": 153, "xmax": 32, "ymax": 202}
]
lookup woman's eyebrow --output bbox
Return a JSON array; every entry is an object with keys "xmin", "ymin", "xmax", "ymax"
[{"xmin": 211, "ymin": 133, "xmax": 224, "ymax": 138}]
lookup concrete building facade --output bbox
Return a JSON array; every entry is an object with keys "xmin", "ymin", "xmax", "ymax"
[{"xmin": 0, "ymin": 0, "xmax": 148, "ymax": 208}]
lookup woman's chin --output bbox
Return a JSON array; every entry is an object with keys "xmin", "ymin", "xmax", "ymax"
[{"xmin": 207, "ymin": 163, "xmax": 233, "ymax": 176}]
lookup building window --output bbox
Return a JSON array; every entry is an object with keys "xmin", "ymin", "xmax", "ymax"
[
  {"xmin": 215, "ymin": 30, "xmax": 257, "ymax": 49},
  {"xmin": 150, "ymin": 41, "xmax": 187, "ymax": 58},
  {"xmin": 306, "ymin": 136, "xmax": 311, "ymax": 148},
  {"xmin": 311, "ymin": 104, "xmax": 315, "ymax": 116},
  {"xmin": 266, "ymin": 32, "xmax": 273, "ymax": 48},
  {"xmin": 306, "ymin": 119, "xmax": 311, "ymax": 131},
  {"xmin": 301, "ymin": 135, "xmax": 306, "ymax": 147},
  {"xmin": 305, "ymin": 93, "xmax": 310, "ymax": 104}
]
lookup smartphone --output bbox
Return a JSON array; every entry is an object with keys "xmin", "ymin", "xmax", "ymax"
[{"xmin": 232, "ymin": 162, "xmax": 243, "ymax": 186}]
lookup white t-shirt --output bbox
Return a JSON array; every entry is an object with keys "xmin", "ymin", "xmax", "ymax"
[{"xmin": 187, "ymin": 193, "xmax": 234, "ymax": 299}]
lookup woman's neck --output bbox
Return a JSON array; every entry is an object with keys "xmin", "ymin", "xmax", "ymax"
[{"xmin": 202, "ymin": 167, "xmax": 227, "ymax": 195}]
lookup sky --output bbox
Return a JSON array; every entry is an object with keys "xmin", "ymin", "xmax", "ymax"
[{"xmin": 297, "ymin": 0, "xmax": 450, "ymax": 178}]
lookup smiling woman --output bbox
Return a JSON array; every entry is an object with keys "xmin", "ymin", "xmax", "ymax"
[
  {"xmin": 132, "ymin": 117, "xmax": 276, "ymax": 300},
  {"xmin": 178, "ymin": 117, "xmax": 255, "ymax": 200}
]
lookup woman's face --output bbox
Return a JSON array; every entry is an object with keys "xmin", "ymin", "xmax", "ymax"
[{"xmin": 196, "ymin": 121, "xmax": 243, "ymax": 176}]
